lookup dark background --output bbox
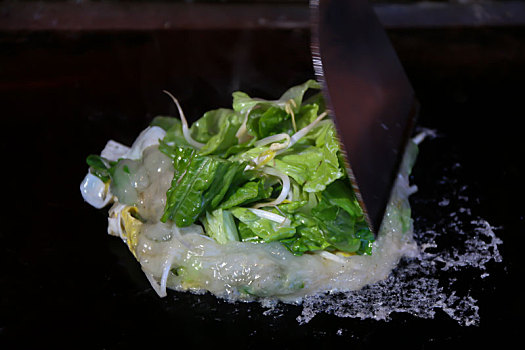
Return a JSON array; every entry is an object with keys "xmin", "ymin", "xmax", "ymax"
[{"xmin": 1, "ymin": 1, "xmax": 524, "ymax": 348}]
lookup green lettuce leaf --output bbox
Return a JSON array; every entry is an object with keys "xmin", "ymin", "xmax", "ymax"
[
  {"xmin": 86, "ymin": 154, "xmax": 116, "ymax": 183},
  {"xmin": 230, "ymin": 207, "xmax": 296, "ymax": 242},
  {"xmin": 294, "ymin": 104, "xmax": 320, "ymax": 130},
  {"xmin": 232, "ymin": 79, "xmax": 320, "ymax": 115},
  {"xmin": 279, "ymin": 79, "xmax": 321, "ymax": 112},
  {"xmin": 322, "ymin": 179, "xmax": 364, "ymax": 219},
  {"xmin": 253, "ymin": 106, "xmax": 291, "ymax": 139},
  {"xmin": 280, "ymin": 221, "xmax": 332, "ymax": 255},
  {"xmin": 158, "ymin": 142, "xmax": 197, "ymax": 180},
  {"xmin": 310, "ymin": 197, "xmax": 361, "ymax": 252},
  {"xmin": 277, "ymin": 179, "xmax": 373, "ymax": 256},
  {"xmin": 160, "ymin": 144, "xmax": 247, "ymax": 227},
  {"xmin": 219, "ymin": 179, "xmax": 273, "ymax": 210},
  {"xmin": 201, "ymin": 209, "xmax": 239, "ymax": 244},
  {"xmin": 189, "ymin": 109, "xmax": 244, "ymax": 156},
  {"xmin": 237, "ymin": 221, "xmax": 263, "ymax": 243},
  {"xmin": 232, "ymin": 79, "xmax": 321, "ymax": 140},
  {"xmin": 272, "ymin": 121, "xmax": 343, "ymax": 193}
]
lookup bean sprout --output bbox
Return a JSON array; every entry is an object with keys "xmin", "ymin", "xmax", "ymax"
[
  {"xmin": 163, "ymin": 90, "xmax": 205, "ymax": 149},
  {"xmin": 254, "ymin": 133, "xmax": 290, "ymax": 148},
  {"xmin": 247, "ymin": 208, "xmax": 291, "ymax": 226},
  {"xmin": 253, "ymin": 167, "xmax": 290, "ymax": 208}
]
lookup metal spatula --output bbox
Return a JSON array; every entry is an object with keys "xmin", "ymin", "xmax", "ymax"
[{"xmin": 310, "ymin": 0, "xmax": 419, "ymax": 235}]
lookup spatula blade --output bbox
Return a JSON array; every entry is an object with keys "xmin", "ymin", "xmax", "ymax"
[{"xmin": 310, "ymin": 0, "xmax": 419, "ymax": 234}]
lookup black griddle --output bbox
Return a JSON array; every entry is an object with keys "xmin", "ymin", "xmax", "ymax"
[{"xmin": 1, "ymin": 9, "xmax": 523, "ymax": 350}]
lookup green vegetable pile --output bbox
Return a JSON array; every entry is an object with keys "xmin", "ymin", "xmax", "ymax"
[{"xmin": 88, "ymin": 80, "xmax": 374, "ymax": 256}]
